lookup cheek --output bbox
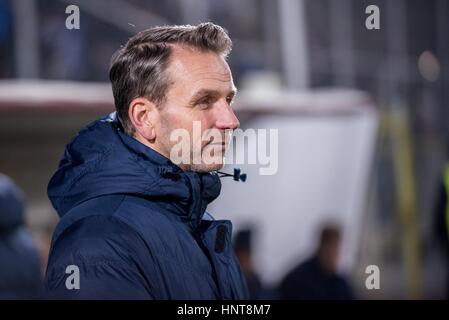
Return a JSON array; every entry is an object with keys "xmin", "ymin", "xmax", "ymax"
[
  {"xmin": 184, "ymin": 111, "xmax": 212, "ymax": 142},
  {"xmin": 199, "ymin": 121, "xmax": 219, "ymax": 146},
  {"xmin": 161, "ymin": 107, "xmax": 191, "ymax": 133},
  {"xmin": 162, "ymin": 106, "xmax": 216, "ymax": 145},
  {"xmin": 198, "ymin": 111, "xmax": 218, "ymax": 135}
]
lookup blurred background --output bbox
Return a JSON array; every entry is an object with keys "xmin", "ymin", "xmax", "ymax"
[{"xmin": 0, "ymin": 0, "xmax": 448, "ymax": 299}]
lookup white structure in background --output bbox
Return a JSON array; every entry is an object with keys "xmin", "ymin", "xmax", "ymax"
[{"xmin": 209, "ymin": 88, "xmax": 378, "ymax": 286}]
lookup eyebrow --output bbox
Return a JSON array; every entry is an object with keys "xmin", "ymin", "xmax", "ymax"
[{"xmin": 190, "ymin": 88, "xmax": 238, "ymax": 103}]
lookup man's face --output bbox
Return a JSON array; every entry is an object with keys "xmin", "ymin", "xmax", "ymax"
[{"xmin": 154, "ymin": 46, "xmax": 240, "ymax": 172}]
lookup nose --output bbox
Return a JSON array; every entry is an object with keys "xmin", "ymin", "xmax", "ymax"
[{"xmin": 215, "ymin": 100, "xmax": 240, "ymax": 130}]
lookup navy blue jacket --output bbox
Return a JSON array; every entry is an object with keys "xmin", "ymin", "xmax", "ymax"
[{"xmin": 44, "ymin": 113, "xmax": 249, "ymax": 300}]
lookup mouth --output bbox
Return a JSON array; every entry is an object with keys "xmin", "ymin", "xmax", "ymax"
[
  {"xmin": 207, "ymin": 142, "xmax": 226, "ymax": 149},
  {"xmin": 203, "ymin": 142, "xmax": 227, "ymax": 156},
  {"xmin": 209, "ymin": 142, "xmax": 226, "ymax": 146}
]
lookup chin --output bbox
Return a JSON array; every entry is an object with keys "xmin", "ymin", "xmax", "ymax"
[{"xmin": 190, "ymin": 161, "xmax": 224, "ymax": 173}]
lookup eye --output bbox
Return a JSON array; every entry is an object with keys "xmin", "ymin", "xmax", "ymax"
[
  {"xmin": 196, "ymin": 97, "xmax": 213, "ymax": 109},
  {"xmin": 226, "ymin": 95, "xmax": 235, "ymax": 105}
]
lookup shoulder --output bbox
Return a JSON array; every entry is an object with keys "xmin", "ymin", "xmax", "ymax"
[
  {"xmin": 51, "ymin": 193, "xmax": 172, "ymax": 244},
  {"xmin": 48, "ymin": 194, "xmax": 184, "ymax": 269},
  {"xmin": 48, "ymin": 212, "xmax": 145, "ymax": 270},
  {"xmin": 48, "ymin": 194, "xmax": 150, "ymax": 268},
  {"xmin": 45, "ymin": 211, "xmax": 154, "ymax": 299}
]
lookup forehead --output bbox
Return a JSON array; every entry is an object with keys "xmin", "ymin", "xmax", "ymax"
[{"xmin": 166, "ymin": 46, "xmax": 235, "ymax": 94}]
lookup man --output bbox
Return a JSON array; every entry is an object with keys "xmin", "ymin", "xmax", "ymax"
[
  {"xmin": 233, "ymin": 229, "xmax": 264, "ymax": 299},
  {"xmin": 278, "ymin": 224, "xmax": 354, "ymax": 300},
  {"xmin": 44, "ymin": 23, "xmax": 249, "ymax": 299},
  {"xmin": 0, "ymin": 174, "xmax": 42, "ymax": 298}
]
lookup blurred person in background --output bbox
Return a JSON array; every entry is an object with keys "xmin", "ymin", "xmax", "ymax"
[
  {"xmin": 44, "ymin": 23, "xmax": 248, "ymax": 299},
  {"xmin": 234, "ymin": 228, "xmax": 264, "ymax": 299},
  {"xmin": 433, "ymin": 160, "xmax": 449, "ymax": 300},
  {"xmin": 0, "ymin": 174, "xmax": 42, "ymax": 299},
  {"xmin": 0, "ymin": 0, "xmax": 13, "ymax": 78},
  {"xmin": 278, "ymin": 223, "xmax": 354, "ymax": 300},
  {"xmin": 40, "ymin": 2, "xmax": 89, "ymax": 80}
]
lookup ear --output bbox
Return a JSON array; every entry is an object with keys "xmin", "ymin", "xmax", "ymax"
[{"xmin": 128, "ymin": 97, "xmax": 158, "ymax": 142}]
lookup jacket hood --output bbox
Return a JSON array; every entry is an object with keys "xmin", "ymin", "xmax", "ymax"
[{"xmin": 47, "ymin": 113, "xmax": 221, "ymax": 228}]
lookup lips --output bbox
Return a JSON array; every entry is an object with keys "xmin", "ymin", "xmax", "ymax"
[
  {"xmin": 208, "ymin": 142, "xmax": 226, "ymax": 146},
  {"xmin": 206, "ymin": 143, "xmax": 226, "ymax": 152}
]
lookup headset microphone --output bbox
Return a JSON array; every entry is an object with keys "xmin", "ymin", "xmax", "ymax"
[{"xmin": 217, "ymin": 168, "xmax": 247, "ymax": 182}]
